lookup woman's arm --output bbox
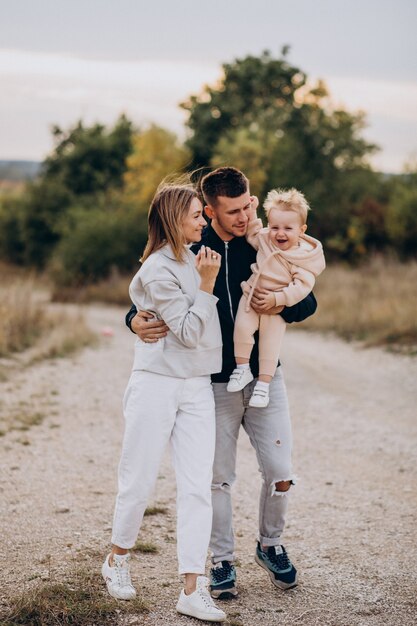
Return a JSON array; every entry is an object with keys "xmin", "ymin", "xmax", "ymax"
[
  {"xmin": 137, "ymin": 246, "xmax": 221, "ymax": 349},
  {"xmin": 142, "ymin": 278, "xmax": 218, "ymax": 348}
]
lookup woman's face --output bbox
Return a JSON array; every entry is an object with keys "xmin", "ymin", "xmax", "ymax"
[{"xmin": 182, "ymin": 197, "xmax": 207, "ymax": 243}]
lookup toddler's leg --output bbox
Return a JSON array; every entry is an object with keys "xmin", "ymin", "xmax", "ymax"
[
  {"xmin": 233, "ymin": 295, "xmax": 260, "ymax": 361},
  {"xmin": 227, "ymin": 296, "xmax": 260, "ymax": 392},
  {"xmin": 249, "ymin": 315, "xmax": 286, "ymax": 408},
  {"xmin": 258, "ymin": 315, "xmax": 286, "ymax": 379}
]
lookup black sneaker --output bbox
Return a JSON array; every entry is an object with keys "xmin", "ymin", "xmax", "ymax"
[
  {"xmin": 255, "ymin": 542, "xmax": 298, "ymax": 589},
  {"xmin": 209, "ymin": 560, "xmax": 238, "ymax": 599}
]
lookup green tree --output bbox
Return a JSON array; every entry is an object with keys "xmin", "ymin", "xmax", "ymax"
[
  {"xmin": 182, "ymin": 51, "xmax": 379, "ymax": 258},
  {"xmin": 124, "ymin": 125, "xmax": 190, "ymax": 210},
  {"xmin": 0, "ymin": 116, "xmax": 136, "ymax": 269},
  {"xmin": 43, "ymin": 114, "xmax": 134, "ymax": 196},
  {"xmin": 0, "ymin": 194, "xmax": 25, "ymax": 265},
  {"xmin": 51, "ymin": 206, "xmax": 147, "ymax": 286},
  {"xmin": 211, "ymin": 128, "xmax": 269, "ymax": 198},
  {"xmin": 386, "ymin": 166, "xmax": 417, "ymax": 257},
  {"xmin": 181, "ymin": 50, "xmax": 305, "ymax": 168}
]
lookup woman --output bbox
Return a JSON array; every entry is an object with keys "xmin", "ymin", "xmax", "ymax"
[{"xmin": 102, "ymin": 181, "xmax": 226, "ymax": 622}]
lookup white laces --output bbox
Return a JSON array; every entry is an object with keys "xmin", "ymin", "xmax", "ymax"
[
  {"xmin": 114, "ymin": 557, "xmax": 132, "ymax": 588},
  {"xmin": 196, "ymin": 578, "xmax": 216, "ymax": 608}
]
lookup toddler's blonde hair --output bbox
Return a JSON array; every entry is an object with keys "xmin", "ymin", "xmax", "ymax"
[{"xmin": 263, "ymin": 188, "xmax": 310, "ymax": 224}]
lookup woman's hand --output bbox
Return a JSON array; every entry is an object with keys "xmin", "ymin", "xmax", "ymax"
[
  {"xmin": 131, "ymin": 310, "xmax": 169, "ymax": 343},
  {"xmin": 195, "ymin": 246, "xmax": 221, "ymax": 294},
  {"xmin": 251, "ymin": 287, "xmax": 284, "ymax": 314}
]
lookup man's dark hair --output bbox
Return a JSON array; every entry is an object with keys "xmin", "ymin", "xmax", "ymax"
[{"xmin": 201, "ymin": 167, "xmax": 248, "ymax": 207}]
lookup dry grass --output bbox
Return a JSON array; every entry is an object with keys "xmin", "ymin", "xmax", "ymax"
[
  {"xmin": 0, "ymin": 568, "xmax": 149, "ymax": 626},
  {"xmin": 52, "ymin": 269, "xmax": 132, "ymax": 306},
  {"xmin": 132, "ymin": 541, "xmax": 159, "ymax": 554},
  {"xmin": 56, "ymin": 258, "xmax": 417, "ymax": 353},
  {"xmin": 0, "ymin": 278, "xmax": 96, "ymax": 361},
  {"xmin": 27, "ymin": 311, "xmax": 97, "ymax": 364},
  {"xmin": 144, "ymin": 505, "xmax": 169, "ymax": 516},
  {"xmin": 0, "ymin": 281, "xmax": 49, "ymax": 356},
  {"xmin": 303, "ymin": 257, "xmax": 417, "ymax": 352}
]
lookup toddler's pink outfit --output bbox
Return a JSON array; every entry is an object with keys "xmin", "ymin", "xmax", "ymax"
[{"xmin": 234, "ymin": 219, "xmax": 325, "ymax": 377}]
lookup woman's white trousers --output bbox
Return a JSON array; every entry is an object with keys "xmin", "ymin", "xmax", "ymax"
[{"xmin": 111, "ymin": 370, "xmax": 216, "ymax": 575}]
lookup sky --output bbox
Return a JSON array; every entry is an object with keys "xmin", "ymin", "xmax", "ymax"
[{"xmin": 1, "ymin": 0, "xmax": 416, "ymax": 172}]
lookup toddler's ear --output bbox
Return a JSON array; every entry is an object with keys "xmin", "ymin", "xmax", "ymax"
[{"xmin": 301, "ymin": 224, "xmax": 307, "ymax": 234}]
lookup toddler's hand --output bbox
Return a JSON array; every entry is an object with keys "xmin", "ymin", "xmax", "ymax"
[{"xmin": 248, "ymin": 195, "xmax": 259, "ymax": 222}]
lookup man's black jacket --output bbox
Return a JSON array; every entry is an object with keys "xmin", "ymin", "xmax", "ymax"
[{"xmin": 126, "ymin": 224, "xmax": 317, "ymax": 382}]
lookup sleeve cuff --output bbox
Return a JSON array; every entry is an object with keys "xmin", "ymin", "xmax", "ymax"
[
  {"xmin": 274, "ymin": 292, "xmax": 286, "ymax": 306},
  {"xmin": 195, "ymin": 289, "xmax": 219, "ymax": 306}
]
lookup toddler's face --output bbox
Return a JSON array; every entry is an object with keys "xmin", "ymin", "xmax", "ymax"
[{"xmin": 267, "ymin": 208, "xmax": 306, "ymax": 251}]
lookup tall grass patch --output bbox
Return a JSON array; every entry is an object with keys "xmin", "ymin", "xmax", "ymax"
[
  {"xmin": 303, "ymin": 258, "xmax": 417, "ymax": 351},
  {"xmin": 0, "ymin": 277, "xmax": 96, "ymax": 360},
  {"xmin": 0, "ymin": 281, "xmax": 48, "ymax": 356},
  {"xmin": 1, "ymin": 568, "xmax": 148, "ymax": 626},
  {"xmin": 51, "ymin": 269, "xmax": 132, "ymax": 306}
]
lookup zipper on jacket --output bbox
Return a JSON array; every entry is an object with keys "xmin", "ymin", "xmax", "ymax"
[{"xmin": 224, "ymin": 242, "xmax": 235, "ymax": 322}]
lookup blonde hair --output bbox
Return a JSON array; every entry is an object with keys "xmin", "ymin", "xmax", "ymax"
[
  {"xmin": 141, "ymin": 177, "xmax": 199, "ymax": 263},
  {"xmin": 263, "ymin": 188, "xmax": 310, "ymax": 224}
]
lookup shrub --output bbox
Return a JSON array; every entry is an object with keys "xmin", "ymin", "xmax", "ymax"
[{"xmin": 51, "ymin": 207, "xmax": 147, "ymax": 286}]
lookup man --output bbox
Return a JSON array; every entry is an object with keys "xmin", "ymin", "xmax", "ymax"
[{"xmin": 126, "ymin": 167, "xmax": 317, "ymax": 599}]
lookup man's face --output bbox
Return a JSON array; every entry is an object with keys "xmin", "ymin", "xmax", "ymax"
[{"xmin": 204, "ymin": 192, "xmax": 252, "ymax": 241}]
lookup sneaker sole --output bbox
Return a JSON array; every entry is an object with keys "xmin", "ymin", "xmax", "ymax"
[
  {"xmin": 210, "ymin": 587, "xmax": 238, "ymax": 600},
  {"xmin": 176, "ymin": 602, "xmax": 226, "ymax": 622},
  {"xmin": 254, "ymin": 554, "xmax": 298, "ymax": 590}
]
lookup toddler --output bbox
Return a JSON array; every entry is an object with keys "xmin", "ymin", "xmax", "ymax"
[{"xmin": 227, "ymin": 188, "xmax": 325, "ymax": 407}]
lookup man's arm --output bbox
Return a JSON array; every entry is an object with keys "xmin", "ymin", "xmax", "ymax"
[
  {"xmin": 280, "ymin": 291, "xmax": 317, "ymax": 324},
  {"xmin": 125, "ymin": 303, "xmax": 169, "ymax": 341},
  {"xmin": 125, "ymin": 304, "xmax": 138, "ymax": 333}
]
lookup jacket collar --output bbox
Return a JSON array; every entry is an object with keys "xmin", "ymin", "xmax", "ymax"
[
  {"xmin": 159, "ymin": 243, "xmax": 190, "ymax": 261},
  {"xmin": 205, "ymin": 223, "xmax": 246, "ymax": 248}
]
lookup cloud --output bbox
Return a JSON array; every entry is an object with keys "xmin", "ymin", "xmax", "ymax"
[
  {"xmin": 325, "ymin": 75, "xmax": 417, "ymax": 124},
  {"xmin": 0, "ymin": 49, "xmax": 220, "ymax": 158}
]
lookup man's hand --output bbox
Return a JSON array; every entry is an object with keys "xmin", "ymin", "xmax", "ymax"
[
  {"xmin": 251, "ymin": 287, "xmax": 284, "ymax": 315},
  {"xmin": 131, "ymin": 311, "xmax": 169, "ymax": 343}
]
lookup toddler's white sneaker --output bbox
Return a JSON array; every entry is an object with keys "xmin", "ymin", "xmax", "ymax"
[
  {"xmin": 227, "ymin": 368, "xmax": 254, "ymax": 392},
  {"xmin": 249, "ymin": 384, "xmax": 270, "ymax": 408}
]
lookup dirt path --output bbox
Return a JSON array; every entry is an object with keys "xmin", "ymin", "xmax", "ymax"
[{"xmin": 1, "ymin": 305, "xmax": 416, "ymax": 625}]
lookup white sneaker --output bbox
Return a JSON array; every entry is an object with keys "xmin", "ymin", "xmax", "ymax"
[
  {"xmin": 227, "ymin": 368, "xmax": 254, "ymax": 392},
  {"xmin": 102, "ymin": 553, "xmax": 136, "ymax": 600},
  {"xmin": 176, "ymin": 576, "xmax": 226, "ymax": 622},
  {"xmin": 249, "ymin": 384, "xmax": 270, "ymax": 408}
]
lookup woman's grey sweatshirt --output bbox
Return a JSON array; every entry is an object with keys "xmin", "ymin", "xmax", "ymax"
[{"xmin": 129, "ymin": 244, "xmax": 222, "ymax": 378}]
